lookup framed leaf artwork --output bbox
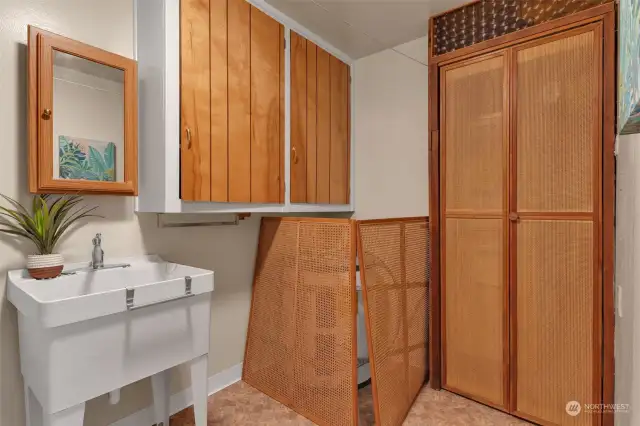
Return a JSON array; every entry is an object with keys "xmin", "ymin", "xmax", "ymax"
[{"xmin": 57, "ymin": 136, "xmax": 117, "ymax": 182}]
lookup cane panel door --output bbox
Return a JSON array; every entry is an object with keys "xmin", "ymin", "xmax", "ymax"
[
  {"xmin": 511, "ymin": 25, "xmax": 602, "ymax": 426},
  {"xmin": 440, "ymin": 52, "xmax": 510, "ymax": 409}
]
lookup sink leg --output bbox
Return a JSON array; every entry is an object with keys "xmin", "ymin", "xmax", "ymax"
[
  {"xmin": 24, "ymin": 382, "xmax": 32, "ymax": 426},
  {"xmin": 151, "ymin": 370, "xmax": 170, "ymax": 426},
  {"xmin": 43, "ymin": 402, "xmax": 85, "ymax": 426},
  {"xmin": 190, "ymin": 354, "xmax": 208, "ymax": 426}
]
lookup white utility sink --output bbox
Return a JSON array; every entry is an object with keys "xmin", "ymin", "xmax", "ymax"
[{"xmin": 8, "ymin": 255, "xmax": 214, "ymax": 426}]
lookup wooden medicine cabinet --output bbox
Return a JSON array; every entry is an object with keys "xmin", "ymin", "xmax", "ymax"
[{"xmin": 28, "ymin": 26, "xmax": 138, "ymax": 195}]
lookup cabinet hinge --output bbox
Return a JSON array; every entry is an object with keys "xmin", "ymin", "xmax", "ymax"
[{"xmin": 284, "ymin": 38, "xmax": 287, "ymax": 49}]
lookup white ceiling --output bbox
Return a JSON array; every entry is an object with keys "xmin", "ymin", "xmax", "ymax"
[{"xmin": 265, "ymin": 0, "xmax": 467, "ymax": 59}]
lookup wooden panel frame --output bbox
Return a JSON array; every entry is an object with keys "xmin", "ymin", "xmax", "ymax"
[
  {"xmin": 427, "ymin": 5, "xmax": 616, "ymax": 426},
  {"xmin": 357, "ymin": 217, "xmax": 430, "ymax": 426},
  {"xmin": 28, "ymin": 26, "xmax": 138, "ymax": 195}
]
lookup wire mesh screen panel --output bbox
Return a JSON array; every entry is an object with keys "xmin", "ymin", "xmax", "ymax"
[
  {"xmin": 516, "ymin": 220, "xmax": 595, "ymax": 425},
  {"xmin": 358, "ymin": 218, "xmax": 429, "ymax": 426},
  {"xmin": 243, "ymin": 218, "xmax": 357, "ymax": 426},
  {"xmin": 431, "ymin": 0, "xmax": 612, "ymax": 56}
]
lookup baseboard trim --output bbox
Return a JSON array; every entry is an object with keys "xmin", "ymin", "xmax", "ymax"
[{"xmin": 110, "ymin": 362, "xmax": 243, "ymax": 426}]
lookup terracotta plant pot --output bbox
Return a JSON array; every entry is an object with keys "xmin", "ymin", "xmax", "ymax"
[{"xmin": 27, "ymin": 254, "xmax": 64, "ymax": 280}]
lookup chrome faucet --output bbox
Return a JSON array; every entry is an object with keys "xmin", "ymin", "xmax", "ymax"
[{"xmin": 91, "ymin": 233, "xmax": 104, "ymax": 269}]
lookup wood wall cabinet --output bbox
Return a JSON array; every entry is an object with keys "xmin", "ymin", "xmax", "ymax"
[
  {"xmin": 180, "ymin": 0, "xmax": 284, "ymax": 203},
  {"xmin": 430, "ymin": 4, "xmax": 615, "ymax": 426},
  {"xmin": 290, "ymin": 31, "xmax": 351, "ymax": 205},
  {"xmin": 136, "ymin": 0, "xmax": 354, "ymax": 213}
]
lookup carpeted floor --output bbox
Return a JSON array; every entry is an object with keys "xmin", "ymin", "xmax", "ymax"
[{"xmin": 169, "ymin": 380, "xmax": 531, "ymax": 425}]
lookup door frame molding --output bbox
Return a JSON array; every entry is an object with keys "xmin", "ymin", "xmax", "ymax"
[{"xmin": 427, "ymin": 4, "xmax": 616, "ymax": 426}]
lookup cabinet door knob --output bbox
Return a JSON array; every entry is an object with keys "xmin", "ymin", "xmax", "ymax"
[
  {"xmin": 185, "ymin": 127, "xmax": 192, "ymax": 149},
  {"xmin": 42, "ymin": 108, "xmax": 52, "ymax": 120},
  {"xmin": 509, "ymin": 212, "xmax": 519, "ymax": 222},
  {"xmin": 292, "ymin": 146, "xmax": 298, "ymax": 164}
]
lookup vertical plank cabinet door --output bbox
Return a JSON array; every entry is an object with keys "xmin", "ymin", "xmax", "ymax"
[
  {"xmin": 512, "ymin": 25, "xmax": 601, "ymax": 426},
  {"xmin": 290, "ymin": 31, "xmax": 351, "ymax": 205},
  {"xmin": 180, "ymin": 0, "xmax": 211, "ymax": 201},
  {"xmin": 250, "ymin": 6, "xmax": 283, "ymax": 203},
  {"xmin": 440, "ymin": 53, "xmax": 509, "ymax": 409}
]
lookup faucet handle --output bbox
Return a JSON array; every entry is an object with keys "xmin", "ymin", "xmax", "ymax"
[{"xmin": 93, "ymin": 233, "xmax": 102, "ymax": 246}]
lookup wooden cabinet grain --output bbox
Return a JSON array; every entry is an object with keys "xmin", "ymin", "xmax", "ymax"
[
  {"xmin": 291, "ymin": 31, "xmax": 351, "ymax": 205},
  {"xmin": 180, "ymin": 0, "xmax": 211, "ymax": 201}
]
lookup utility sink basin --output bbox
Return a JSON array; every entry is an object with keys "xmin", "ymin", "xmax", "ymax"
[
  {"xmin": 8, "ymin": 255, "xmax": 214, "ymax": 426},
  {"xmin": 9, "ymin": 255, "xmax": 213, "ymax": 328}
]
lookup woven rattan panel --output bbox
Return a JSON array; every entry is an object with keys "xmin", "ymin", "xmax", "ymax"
[
  {"xmin": 243, "ymin": 218, "xmax": 297, "ymax": 399},
  {"xmin": 516, "ymin": 29, "xmax": 596, "ymax": 213},
  {"xmin": 243, "ymin": 218, "xmax": 357, "ymax": 426},
  {"xmin": 444, "ymin": 217, "xmax": 505, "ymax": 406},
  {"xmin": 358, "ymin": 218, "xmax": 429, "ymax": 426},
  {"xmin": 516, "ymin": 220, "xmax": 594, "ymax": 425},
  {"xmin": 444, "ymin": 55, "xmax": 505, "ymax": 212},
  {"xmin": 432, "ymin": 0, "xmax": 611, "ymax": 56}
]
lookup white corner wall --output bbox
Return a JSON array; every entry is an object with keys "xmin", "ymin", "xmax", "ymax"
[{"xmin": 353, "ymin": 37, "xmax": 429, "ymax": 219}]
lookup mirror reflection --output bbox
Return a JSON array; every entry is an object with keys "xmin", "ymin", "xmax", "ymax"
[{"xmin": 52, "ymin": 50, "xmax": 125, "ymax": 183}]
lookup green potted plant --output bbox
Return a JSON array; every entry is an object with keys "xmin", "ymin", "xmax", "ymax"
[{"xmin": 0, "ymin": 194, "xmax": 99, "ymax": 279}]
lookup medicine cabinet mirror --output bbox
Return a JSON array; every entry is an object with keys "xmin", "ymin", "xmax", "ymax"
[{"xmin": 28, "ymin": 26, "xmax": 138, "ymax": 195}]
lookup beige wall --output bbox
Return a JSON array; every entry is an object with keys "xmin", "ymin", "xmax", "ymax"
[
  {"xmin": 353, "ymin": 36, "xmax": 429, "ymax": 219},
  {"xmin": 0, "ymin": 1, "xmax": 259, "ymax": 424},
  {"xmin": 615, "ymin": 134, "xmax": 638, "ymax": 426}
]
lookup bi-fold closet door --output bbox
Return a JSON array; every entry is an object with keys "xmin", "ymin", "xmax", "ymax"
[{"xmin": 441, "ymin": 24, "xmax": 602, "ymax": 426}]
